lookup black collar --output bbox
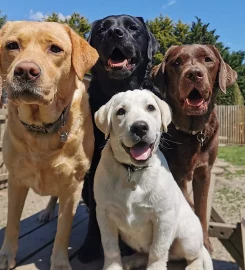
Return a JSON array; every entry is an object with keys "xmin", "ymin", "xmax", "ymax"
[
  {"xmin": 121, "ymin": 163, "xmax": 148, "ymax": 181},
  {"xmin": 121, "ymin": 163, "xmax": 148, "ymax": 173},
  {"xmin": 172, "ymin": 121, "xmax": 206, "ymax": 146},
  {"xmin": 20, "ymin": 105, "xmax": 70, "ymax": 135}
]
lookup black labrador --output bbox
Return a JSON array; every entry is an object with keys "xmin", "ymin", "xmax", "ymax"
[{"xmin": 79, "ymin": 14, "xmax": 159, "ymax": 263}]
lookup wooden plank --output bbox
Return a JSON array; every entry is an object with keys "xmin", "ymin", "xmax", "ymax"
[
  {"xmin": 16, "ymin": 208, "xmax": 88, "ymax": 269},
  {"xmin": 0, "ymin": 206, "xmax": 59, "ymax": 244},
  {"xmin": 241, "ymin": 209, "xmax": 245, "ymax": 270},
  {"xmin": 211, "ymin": 207, "xmax": 244, "ymax": 269},
  {"xmin": 14, "ymin": 205, "xmax": 86, "ymax": 266},
  {"xmin": 71, "ymin": 255, "xmax": 187, "ymax": 270},
  {"xmin": 209, "ymin": 222, "xmax": 236, "ymax": 239},
  {"xmin": 216, "ymin": 105, "xmax": 245, "ymax": 145}
]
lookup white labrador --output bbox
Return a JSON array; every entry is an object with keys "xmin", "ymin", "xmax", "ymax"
[{"xmin": 94, "ymin": 90, "xmax": 213, "ymax": 270}]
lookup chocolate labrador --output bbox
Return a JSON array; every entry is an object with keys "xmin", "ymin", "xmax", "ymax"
[
  {"xmin": 152, "ymin": 44, "xmax": 237, "ymax": 252},
  {"xmin": 79, "ymin": 15, "xmax": 159, "ymax": 263}
]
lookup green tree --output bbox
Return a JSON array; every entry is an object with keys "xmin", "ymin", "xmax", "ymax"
[
  {"xmin": 217, "ymin": 82, "xmax": 244, "ymax": 105},
  {"xmin": 146, "ymin": 15, "xmax": 189, "ymax": 64},
  {"xmin": 0, "ymin": 10, "xmax": 7, "ymax": 29},
  {"xmin": 44, "ymin": 12, "xmax": 90, "ymax": 38}
]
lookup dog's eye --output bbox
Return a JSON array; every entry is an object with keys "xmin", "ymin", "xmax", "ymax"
[
  {"xmin": 116, "ymin": 108, "xmax": 126, "ymax": 116},
  {"xmin": 147, "ymin": 104, "xmax": 156, "ymax": 111},
  {"xmin": 6, "ymin": 42, "xmax": 19, "ymax": 50},
  {"xmin": 129, "ymin": 25, "xmax": 138, "ymax": 31},
  {"xmin": 173, "ymin": 58, "xmax": 181, "ymax": 66},
  {"xmin": 204, "ymin": 57, "xmax": 213, "ymax": 62},
  {"xmin": 50, "ymin": 45, "xmax": 63, "ymax": 53},
  {"xmin": 97, "ymin": 27, "xmax": 105, "ymax": 34}
]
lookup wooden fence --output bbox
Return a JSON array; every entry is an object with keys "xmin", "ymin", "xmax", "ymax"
[
  {"xmin": 216, "ymin": 105, "xmax": 245, "ymax": 145},
  {"xmin": 0, "ymin": 104, "xmax": 244, "ymax": 189}
]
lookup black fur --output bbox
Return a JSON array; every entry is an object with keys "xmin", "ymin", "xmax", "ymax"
[{"xmin": 79, "ymin": 14, "xmax": 159, "ymax": 263}]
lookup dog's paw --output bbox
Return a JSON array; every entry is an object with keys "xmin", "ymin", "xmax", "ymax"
[
  {"xmin": 122, "ymin": 257, "xmax": 136, "ymax": 270},
  {"xmin": 204, "ymin": 237, "xmax": 213, "ymax": 254},
  {"xmin": 122, "ymin": 253, "xmax": 147, "ymax": 270},
  {"xmin": 0, "ymin": 250, "xmax": 15, "ymax": 270},
  {"xmin": 102, "ymin": 263, "xmax": 123, "ymax": 270},
  {"xmin": 38, "ymin": 208, "xmax": 55, "ymax": 222},
  {"xmin": 185, "ymin": 266, "xmax": 203, "ymax": 270},
  {"xmin": 50, "ymin": 259, "xmax": 71, "ymax": 270}
]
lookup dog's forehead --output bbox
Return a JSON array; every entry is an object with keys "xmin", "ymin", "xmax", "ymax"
[
  {"xmin": 96, "ymin": 15, "xmax": 142, "ymax": 28},
  {"xmin": 2, "ymin": 21, "xmax": 71, "ymax": 46},
  {"xmin": 170, "ymin": 45, "xmax": 217, "ymax": 60},
  {"xmin": 113, "ymin": 90, "xmax": 155, "ymax": 107}
]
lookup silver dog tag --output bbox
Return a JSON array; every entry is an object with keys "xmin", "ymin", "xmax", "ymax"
[
  {"xmin": 122, "ymin": 167, "xmax": 137, "ymax": 191},
  {"xmin": 60, "ymin": 131, "xmax": 68, "ymax": 143},
  {"xmin": 123, "ymin": 180, "xmax": 137, "ymax": 191}
]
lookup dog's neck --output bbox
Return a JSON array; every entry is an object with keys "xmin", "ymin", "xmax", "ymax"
[
  {"xmin": 166, "ymin": 94, "xmax": 216, "ymax": 134},
  {"xmin": 20, "ymin": 105, "xmax": 70, "ymax": 137},
  {"xmin": 90, "ymin": 62, "xmax": 150, "ymax": 99}
]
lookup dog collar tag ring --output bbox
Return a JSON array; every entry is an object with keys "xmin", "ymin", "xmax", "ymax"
[
  {"xmin": 197, "ymin": 131, "xmax": 205, "ymax": 147},
  {"xmin": 58, "ymin": 113, "xmax": 69, "ymax": 143},
  {"xmin": 59, "ymin": 131, "xmax": 68, "ymax": 143},
  {"xmin": 122, "ymin": 167, "xmax": 136, "ymax": 191}
]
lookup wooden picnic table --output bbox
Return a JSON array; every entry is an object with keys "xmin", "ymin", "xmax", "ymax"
[{"xmin": 0, "ymin": 203, "xmax": 187, "ymax": 270}]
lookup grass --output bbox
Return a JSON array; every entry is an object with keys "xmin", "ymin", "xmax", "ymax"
[{"xmin": 218, "ymin": 146, "xmax": 245, "ymax": 166}]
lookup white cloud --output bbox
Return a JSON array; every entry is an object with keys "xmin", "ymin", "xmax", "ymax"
[
  {"xmin": 29, "ymin": 10, "xmax": 45, "ymax": 21},
  {"xmin": 29, "ymin": 10, "xmax": 70, "ymax": 21},
  {"xmin": 162, "ymin": 0, "xmax": 176, "ymax": 9}
]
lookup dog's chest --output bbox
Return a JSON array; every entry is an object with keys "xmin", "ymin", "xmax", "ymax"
[
  {"xmin": 108, "ymin": 197, "xmax": 154, "ymax": 253},
  {"xmin": 13, "ymin": 153, "xmax": 82, "ymax": 195}
]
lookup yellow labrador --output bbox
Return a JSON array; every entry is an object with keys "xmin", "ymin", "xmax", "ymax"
[{"xmin": 0, "ymin": 21, "xmax": 98, "ymax": 270}]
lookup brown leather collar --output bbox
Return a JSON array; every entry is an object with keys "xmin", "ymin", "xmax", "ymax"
[{"xmin": 20, "ymin": 105, "xmax": 70, "ymax": 135}]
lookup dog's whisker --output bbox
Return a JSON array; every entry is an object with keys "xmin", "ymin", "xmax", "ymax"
[{"xmin": 163, "ymin": 138, "xmax": 182, "ymax": 145}]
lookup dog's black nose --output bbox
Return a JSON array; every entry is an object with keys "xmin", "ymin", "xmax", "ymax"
[
  {"xmin": 109, "ymin": 27, "xmax": 124, "ymax": 38},
  {"xmin": 14, "ymin": 61, "xmax": 41, "ymax": 82},
  {"xmin": 185, "ymin": 67, "xmax": 203, "ymax": 82},
  {"xmin": 130, "ymin": 121, "xmax": 149, "ymax": 138}
]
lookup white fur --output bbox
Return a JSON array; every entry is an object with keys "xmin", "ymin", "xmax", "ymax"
[{"xmin": 94, "ymin": 90, "xmax": 213, "ymax": 270}]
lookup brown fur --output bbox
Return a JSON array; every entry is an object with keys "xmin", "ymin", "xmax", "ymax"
[
  {"xmin": 0, "ymin": 21, "xmax": 98, "ymax": 270},
  {"xmin": 152, "ymin": 44, "xmax": 237, "ymax": 252}
]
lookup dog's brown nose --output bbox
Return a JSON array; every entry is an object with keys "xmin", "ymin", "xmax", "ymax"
[
  {"xmin": 185, "ymin": 68, "xmax": 203, "ymax": 82},
  {"xmin": 130, "ymin": 121, "xmax": 149, "ymax": 138},
  {"xmin": 14, "ymin": 62, "xmax": 41, "ymax": 82}
]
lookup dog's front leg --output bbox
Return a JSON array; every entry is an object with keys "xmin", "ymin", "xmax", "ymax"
[
  {"xmin": 147, "ymin": 212, "xmax": 175, "ymax": 270},
  {"xmin": 0, "ymin": 181, "xmax": 29, "ymax": 270},
  {"xmin": 96, "ymin": 207, "xmax": 123, "ymax": 270},
  {"xmin": 50, "ymin": 187, "xmax": 81, "ymax": 270},
  {"xmin": 193, "ymin": 166, "xmax": 212, "ymax": 253}
]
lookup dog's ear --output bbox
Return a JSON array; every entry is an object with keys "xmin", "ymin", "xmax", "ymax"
[
  {"xmin": 87, "ymin": 20, "xmax": 99, "ymax": 46},
  {"xmin": 151, "ymin": 46, "xmax": 178, "ymax": 94},
  {"xmin": 207, "ymin": 45, "xmax": 237, "ymax": 93},
  {"xmin": 151, "ymin": 93, "xmax": 172, "ymax": 132},
  {"xmin": 94, "ymin": 96, "xmax": 115, "ymax": 139},
  {"xmin": 65, "ymin": 25, "xmax": 99, "ymax": 80},
  {"xmin": 137, "ymin": 17, "xmax": 159, "ymax": 61}
]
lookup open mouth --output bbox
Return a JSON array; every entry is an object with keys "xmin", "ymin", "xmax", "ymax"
[
  {"xmin": 185, "ymin": 89, "xmax": 205, "ymax": 107},
  {"xmin": 106, "ymin": 48, "xmax": 136, "ymax": 71},
  {"xmin": 123, "ymin": 141, "xmax": 154, "ymax": 161}
]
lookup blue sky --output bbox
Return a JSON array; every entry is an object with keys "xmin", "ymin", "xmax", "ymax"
[{"xmin": 1, "ymin": 0, "xmax": 245, "ymax": 52}]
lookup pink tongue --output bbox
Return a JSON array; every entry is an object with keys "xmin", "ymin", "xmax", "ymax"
[
  {"xmin": 186, "ymin": 98, "xmax": 204, "ymax": 107},
  {"xmin": 108, "ymin": 59, "xmax": 128, "ymax": 67},
  {"xmin": 130, "ymin": 144, "xmax": 152, "ymax": 161}
]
